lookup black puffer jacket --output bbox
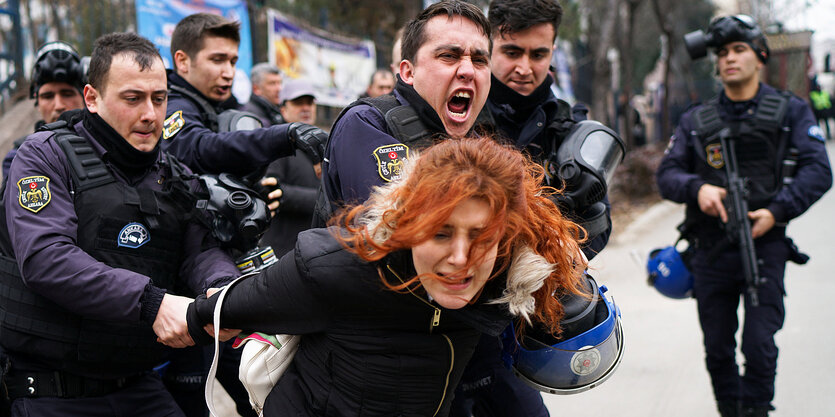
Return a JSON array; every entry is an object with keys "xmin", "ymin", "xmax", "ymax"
[{"xmin": 188, "ymin": 228, "xmax": 511, "ymax": 417}]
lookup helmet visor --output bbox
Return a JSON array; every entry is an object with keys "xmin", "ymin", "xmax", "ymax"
[{"xmin": 512, "ymin": 296, "xmax": 624, "ymax": 394}]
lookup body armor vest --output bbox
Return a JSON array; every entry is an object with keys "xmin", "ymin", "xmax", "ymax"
[
  {"xmin": 312, "ymin": 94, "xmax": 437, "ymax": 227},
  {"xmin": 0, "ymin": 125, "xmax": 194, "ymax": 377},
  {"xmin": 685, "ymin": 93, "xmax": 791, "ymax": 234}
]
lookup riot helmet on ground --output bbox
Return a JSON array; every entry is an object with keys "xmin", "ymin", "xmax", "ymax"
[
  {"xmin": 501, "ymin": 274, "xmax": 624, "ymax": 394},
  {"xmin": 684, "ymin": 14, "xmax": 770, "ymax": 63},
  {"xmin": 646, "ymin": 244, "xmax": 694, "ymax": 299},
  {"xmin": 29, "ymin": 41, "xmax": 85, "ymax": 102}
]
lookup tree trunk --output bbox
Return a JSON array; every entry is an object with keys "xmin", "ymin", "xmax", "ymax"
[
  {"xmin": 619, "ymin": 0, "xmax": 642, "ymax": 149},
  {"xmin": 49, "ymin": 0, "xmax": 65, "ymax": 41},
  {"xmin": 20, "ymin": 0, "xmax": 39, "ymax": 52},
  {"xmin": 650, "ymin": 0, "xmax": 672, "ymax": 141},
  {"xmin": 589, "ymin": 0, "xmax": 619, "ymax": 122}
]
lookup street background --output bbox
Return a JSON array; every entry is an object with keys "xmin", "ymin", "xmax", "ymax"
[{"xmin": 545, "ymin": 140, "xmax": 835, "ymax": 417}]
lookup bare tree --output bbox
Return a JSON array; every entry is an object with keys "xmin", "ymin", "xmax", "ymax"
[
  {"xmin": 583, "ymin": 0, "xmax": 620, "ymax": 122},
  {"xmin": 618, "ymin": 0, "xmax": 643, "ymax": 148},
  {"xmin": 48, "ymin": 0, "xmax": 65, "ymax": 41},
  {"xmin": 20, "ymin": 0, "xmax": 40, "ymax": 52},
  {"xmin": 650, "ymin": 0, "xmax": 673, "ymax": 141}
]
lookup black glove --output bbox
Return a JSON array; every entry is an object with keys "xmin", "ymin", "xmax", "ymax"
[{"xmin": 287, "ymin": 122, "xmax": 327, "ymax": 163}]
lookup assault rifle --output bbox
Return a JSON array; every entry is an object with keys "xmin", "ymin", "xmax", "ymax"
[{"xmin": 718, "ymin": 129, "xmax": 763, "ymax": 306}]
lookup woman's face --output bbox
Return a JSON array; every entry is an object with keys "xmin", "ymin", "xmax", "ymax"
[{"xmin": 413, "ymin": 198, "xmax": 499, "ymax": 309}]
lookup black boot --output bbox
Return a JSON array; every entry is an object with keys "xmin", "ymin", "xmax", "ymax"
[
  {"xmin": 717, "ymin": 401, "xmax": 740, "ymax": 417},
  {"xmin": 740, "ymin": 405, "xmax": 769, "ymax": 417}
]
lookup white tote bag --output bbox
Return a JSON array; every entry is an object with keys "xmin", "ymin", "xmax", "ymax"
[{"xmin": 205, "ymin": 273, "xmax": 301, "ymax": 416}]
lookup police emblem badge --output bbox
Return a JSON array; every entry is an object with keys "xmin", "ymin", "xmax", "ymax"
[
  {"xmin": 118, "ymin": 222, "xmax": 150, "ymax": 248},
  {"xmin": 705, "ymin": 143, "xmax": 724, "ymax": 169},
  {"xmin": 17, "ymin": 176, "xmax": 51, "ymax": 213},
  {"xmin": 374, "ymin": 144, "xmax": 409, "ymax": 182},
  {"xmin": 570, "ymin": 348, "xmax": 601, "ymax": 376},
  {"xmin": 163, "ymin": 110, "xmax": 185, "ymax": 139}
]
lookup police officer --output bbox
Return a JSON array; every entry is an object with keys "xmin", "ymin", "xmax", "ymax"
[
  {"xmin": 657, "ymin": 15, "xmax": 832, "ymax": 417},
  {"xmin": 162, "ymin": 13, "xmax": 326, "ymax": 178},
  {"xmin": 321, "ymin": 0, "xmax": 491, "ymax": 210},
  {"xmin": 452, "ymin": 1, "xmax": 612, "ymax": 415},
  {"xmin": 2, "ymin": 41, "xmax": 85, "ymax": 179},
  {"xmin": 0, "ymin": 32, "xmax": 240, "ymax": 416},
  {"xmin": 242, "ymin": 62, "xmax": 284, "ymax": 127}
]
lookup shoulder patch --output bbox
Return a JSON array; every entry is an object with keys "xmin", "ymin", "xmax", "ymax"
[
  {"xmin": 118, "ymin": 222, "xmax": 151, "ymax": 248},
  {"xmin": 17, "ymin": 176, "xmax": 51, "ymax": 213},
  {"xmin": 373, "ymin": 144, "xmax": 409, "ymax": 182},
  {"xmin": 808, "ymin": 125, "xmax": 827, "ymax": 142},
  {"xmin": 163, "ymin": 110, "xmax": 185, "ymax": 139}
]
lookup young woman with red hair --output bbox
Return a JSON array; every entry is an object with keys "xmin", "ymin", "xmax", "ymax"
[{"xmin": 186, "ymin": 137, "xmax": 588, "ymax": 417}]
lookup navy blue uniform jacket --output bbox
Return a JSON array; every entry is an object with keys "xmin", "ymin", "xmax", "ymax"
[
  {"xmin": 162, "ymin": 73, "xmax": 295, "ymax": 176},
  {"xmin": 4, "ymin": 120, "xmax": 239, "ymax": 324}
]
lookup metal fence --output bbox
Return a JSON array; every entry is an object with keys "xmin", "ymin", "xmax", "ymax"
[{"xmin": 0, "ymin": 0, "xmax": 24, "ymax": 113}]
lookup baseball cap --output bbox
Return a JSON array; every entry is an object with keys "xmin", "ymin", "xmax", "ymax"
[{"xmin": 280, "ymin": 79, "xmax": 316, "ymax": 104}]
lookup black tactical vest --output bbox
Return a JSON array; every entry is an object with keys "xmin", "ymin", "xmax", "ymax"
[
  {"xmin": 691, "ymin": 93, "xmax": 790, "ymax": 209},
  {"xmin": 0, "ymin": 125, "xmax": 194, "ymax": 377},
  {"xmin": 684, "ymin": 92, "xmax": 791, "ymax": 236}
]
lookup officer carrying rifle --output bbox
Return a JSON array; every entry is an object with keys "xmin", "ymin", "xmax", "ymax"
[{"xmin": 655, "ymin": 15, "xmax": 832, "ymax": 417}]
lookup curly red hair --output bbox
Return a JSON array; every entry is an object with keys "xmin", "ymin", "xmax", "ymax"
[{"xmin": 332, "ymin": 137, "xmax": 588, "ymax": 334}]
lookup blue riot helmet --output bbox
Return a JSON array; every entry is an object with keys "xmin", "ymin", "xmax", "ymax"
[
  {"xmin": 501, "ymin": 275, "xmax": 624, "ymax": 394},
  {"xmin": 646, "ymin": 245, "xmax": 694, "ymax": 299},
  {"xmin": 30, "ymin": 41, "xmax": 85, "ymax": 102}
]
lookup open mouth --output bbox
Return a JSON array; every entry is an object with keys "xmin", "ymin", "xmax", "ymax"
[
  {"xmin": 447, "ymin": 90, "xmax": 472, "ymax": 119},
  {"xmin": 438, "ymin": 272, "xmax": 473, "ymax": 289}
]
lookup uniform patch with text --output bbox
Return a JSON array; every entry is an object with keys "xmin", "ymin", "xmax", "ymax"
[
  {"xmin": 17, "ymin": 176, "xmax": 51, "ymax": 213},
  {"xmin": 374, "ymin": 144, "xmax": 409, "ymax": 182},
  {"xmin": 118, "ymin": 222, "xmax": 150, "ymax": 248},
  {"xmin": 705, "ymin": 143, "xmax": 724, "ymax": 169},
  {"xmin": 163, "ymin": 111, "xmax": 185, "ymax": 139},
  {"xmin": 808, "ymin": 125, "xmax": 826, "ymax": 142}
]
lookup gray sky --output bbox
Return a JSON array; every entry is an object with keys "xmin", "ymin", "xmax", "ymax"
[{"xmin": 779, "ymin": 0, "xmax": 835, "ymax": 41}]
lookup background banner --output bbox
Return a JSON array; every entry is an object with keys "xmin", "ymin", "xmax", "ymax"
[
  {"xmin": 268, "ymin": 10, "xmax": 376, "ymax": 108},
  {"xmin": 136, "ymin": 0, "xmax": 253, "ymax": 102}
]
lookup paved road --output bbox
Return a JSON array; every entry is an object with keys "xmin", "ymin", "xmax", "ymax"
[{"xmin": 544, "ymin": 141, "xmax": 835, "ymax": 417}]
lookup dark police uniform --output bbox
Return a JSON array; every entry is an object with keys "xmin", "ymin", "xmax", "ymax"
[
  {"xmin": 323, "ymin": 80, "xmax": 444, "ymax": 207},
  {"xmin": 0, "ymin": 113, "xmax": 240, "ymax": 416},
  {"xmin": 242, "ymin": 93, "xmax": 284, "ymax": 127},
  {"xmin": 450, "ymin": 75, "xmax": 613, "ymax": 417},
  {"xmin": 162, "ymin": 72, "xmax": 296, "ymax": 176},
  {"xmin": 656, "ymin": 83, "xmax": 832, "ymax": 410}
]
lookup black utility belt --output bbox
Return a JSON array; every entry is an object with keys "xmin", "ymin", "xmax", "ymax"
[{"xmin": 3, "ymin": 368, "xmax": 144, "ymax": 399}]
